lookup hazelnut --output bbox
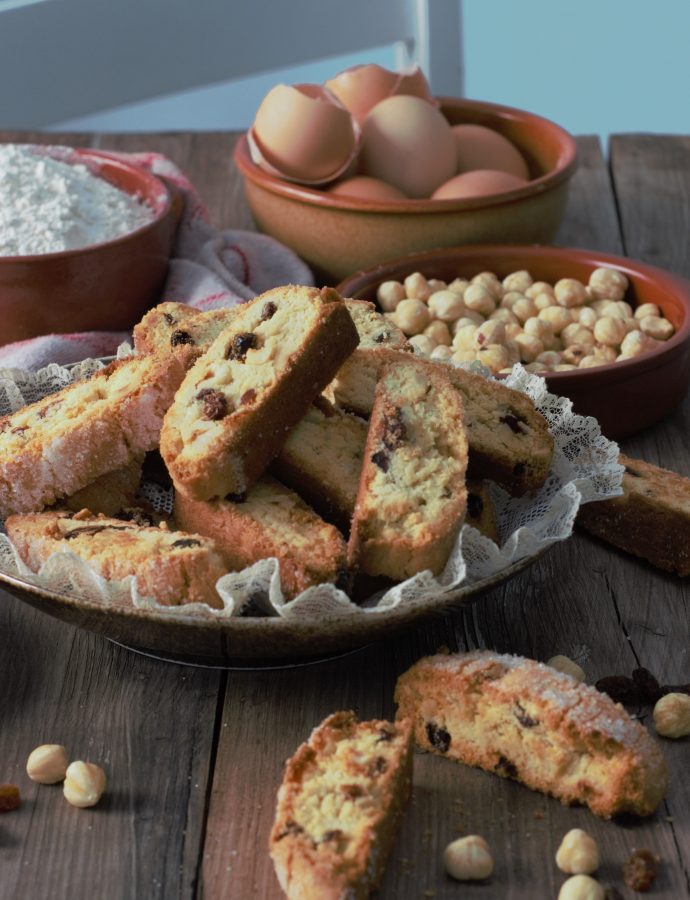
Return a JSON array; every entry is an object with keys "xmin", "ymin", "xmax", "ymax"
[
  {"xmin": 588, "ymin": 266, "xmax": 628, "ymax": 301},
  {"xmin": 547, "ymin": 655, "xmax": 586, "ymax": 682},
  {"xmin": 653, "ymin": 692, "xmax": 690, "ymax": 738},
  {"xmin": 409, "ymin": 334, "xmax": 436, "ymax": 356},
  {"xmin": 443, "ymin": 834, "xmax": 493, "ymax": 881},
  {"xmin": 63, "ymin": 760, "xmax": 107, "ymax": 808},
  {"xmin": 554, "ymin": 278, "xmax": 588, "ymax": 308},
  {"xmin": 403, "ymin": 272, "xmax": 432, "ymax": 302},
  {"xmin": 430, "ymin": 344, "xmax": 453, "ymax": 361},
  {"xmin": 558, "ymin": 874, "xmax": 605, "ymax": 900},
  {"xmin": 428, "ymin": 290, "xmax": 466, "ymax": 322},
  {"xmin": 556, "ymin": 829, "xmax": 600, "ymax": 875},
  {"xmin": 376, "ymin": 280, "xmax": 406, "ymax": 312},
  {"xmin": 394, "ymin": 298, "xmax": 430, "ymax": 336},
  {"xmin": 26, "ymin": 744, "xmax": 69, "ymax": 784},
  {"xmin": 502, "ymin": 269, "xmax": 533, "ymax": 293}
]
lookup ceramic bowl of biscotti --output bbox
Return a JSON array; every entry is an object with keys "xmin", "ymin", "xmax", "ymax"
[
  {"xmin": 0, "ymin": 147, "xmax": 181, "ymax": 347},
  {"xmin": 336, "ymin": 244, "xmax": 690, "ymax": 440},
  {"xmin": 234, "ymin": 97, "xmax": 578, "ymax": 282}
]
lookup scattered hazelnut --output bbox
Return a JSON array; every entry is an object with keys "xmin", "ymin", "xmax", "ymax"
[
  {"xmin": 547, "ymin": 655, "xmax": 586, "ymax": 682},
  {"xmin": 653, "ymin": 692, "xmax": 690, "ymax": 738},
  {"xmin": 443, "ymin": 834, "xmax": 493, "ymax": 881},
  {"xmin": 0, "ymin": 783, "xmax": 21, "ymax": 812},
  {"xmin": 63, "ymin": 760, "xmax": 107, "ymax": 808},
  {"xmin": 558, "ymin": 874, "xmax": 605, "ymax": 900},
  {"xmin": 556, "ymin": 828, "xmax": 600, "ymax": 875},
  {"xmin": 26, "ymin": 744, "xmax": 69, "ymax": 784}
]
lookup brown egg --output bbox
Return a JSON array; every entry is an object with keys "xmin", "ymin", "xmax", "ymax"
[
  {"xmin": 452, "ymin": 124, "xmax": 530, "ymax": 179},
  {"xmin": 360, "ymin": 96, "xmax": 456, "ymax": 199},
  {"xmin": 432, "ymin": 169, "xmax": 528, "ymax": 200},
  {"xmin": 325, "ymin": 64, "xmax": 435, "ymax": 124},
  {"xmin": 327, "ymin": 176, "xmax": 407, "ymax": 200},
  {"xmin": 251, "ymin": 83, "xmax": 357, "ymax": 184}
]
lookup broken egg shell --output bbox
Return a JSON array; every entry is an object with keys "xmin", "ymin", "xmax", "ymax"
[
  {"xmin": 325, "ymin": 63, "xmax": 436, "ymax": 125},
  {"xmin": 431, "ymin": 168, "xmax": 528, "ymax": 201},
  {"xmin": 326, "ymin": 175, "xmax": 408, "ymax": 201},
  {"xmin": 452, "ymin": 124, "xmax": 530, "ymax": 180},
  {"xmin": 250, "ymin": 83, "xmax": 359, "ymax": 185}
]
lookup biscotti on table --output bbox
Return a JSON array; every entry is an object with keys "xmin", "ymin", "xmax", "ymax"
[
  {"xmin": 577, "ymin": 453, "xmax": 690, "ymax": 576},
  {"xmin": 395, "ymin": 650, "xmax": 668, "ymax": 818},
  {"xmin": 5, "ymin": 509, "xmax": 226, "ymax": 608},
  {"xmin": 160, "ymin": 285, "xmax": 359, "ymax": 501},
  {"xmin": 270, "ymin": 711, "xmax": 413, "ymax": 900}
]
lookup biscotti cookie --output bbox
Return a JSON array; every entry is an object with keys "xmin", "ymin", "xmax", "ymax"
[
  {"xmin": 577, "ymin": 453, "xmax": 690, "ymax": 576},
  {"xmin": 465, "ymin": 479, "xmax": 499, "ymax": 543},
  {"xmin": 328, "ymin": 299, "xmax": 412, "ymax": 416},
  {"xmin": 0, "ymin": 353, "xmax": 187, "ymax": 520},
  {"xmin": 174, "ymin": 476, "xmax": 348, "ymax": 600},
  {"xmin": 160, "ymin": 285, "xmax": 360, "ymax": 500},
  {"xmin": 269, "ymin": 711, "xmax": 413, "ymax": 900},
  {"xmin": 271, "ymin": 398, "xmax": 368, "ymax": 532},
  {"xmin": 132, "ymin": 301, "xmax": 241, "ymax": 365},
  {"xmin": 348, "ymin": 356, "xmax": 468, "ymax": 580},
  {"xmin": 5, "ymin": 509, "xmax": 227, "ymax": 608},
  {"xmin": 395, "ymin": 650, "xmax": 668, "ymax": 818},
  {"xmin": 62, "ymin": 456, "xmax": 144, "ymax": 517}
]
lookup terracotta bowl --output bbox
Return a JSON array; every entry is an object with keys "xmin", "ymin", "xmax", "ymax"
[
  {"xmin": 0, "ymin": 148, "xmax": 180, "ymax": 347},
  {"xmin": 336, "ymin": 244, "xmax": 690, "ymax": 440},
  {"xmin": 234, "ymin": 97, "xmax": 578, "ymax": 282}
]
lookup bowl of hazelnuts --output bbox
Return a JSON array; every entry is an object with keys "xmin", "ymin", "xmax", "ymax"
[{"xmin": 336, "ymin": 244, "xmax": 690, "ymax": 439}]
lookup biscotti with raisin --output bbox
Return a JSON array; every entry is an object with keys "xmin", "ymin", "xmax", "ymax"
[
  {"xmin": 269, "ymin": 711, "xmax": 413, "ymax": 900},
  {"xmin": 62, "ymin": 456, "xmax": 144, "ymax": 517},
  {"xmin": 327, "ymin": 299, "xmax": 412, "ymax": 416},
  {"xmin": 0, "ymin": 353, "xmax": 188, "ymax": 520},
  {"xmin": 5, "ymin": 509, "xmax": 227, "ymax": 608},
  {"xmin": 132, "ymin": 301, "xmax": 241, "ymax": 366},
  {"xmin": 577, "ymin": 453, "xmax": 690, "ymax": 575},
  {"xmin": 395, "ymin": 650, "xmax": 668, "ymax": 818},
  {"xmin": 348, "ymin": 356, "xmax": 469, "ymax": 580},
  {"xmin": 174, "ymin": 475, "xmax": 348, "ymax": 600},
  {"xmin": 271, "ymin": 398, "xmax": 368, "ymax": 532},
  {"xmin": 160, "ymin": 285, "xmax": 360, "ymax": 501}
]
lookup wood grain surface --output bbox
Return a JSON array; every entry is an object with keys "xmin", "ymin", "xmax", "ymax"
[{"xmin": 0, "ymin": 132, "xmax": 688, "ymax": 900}]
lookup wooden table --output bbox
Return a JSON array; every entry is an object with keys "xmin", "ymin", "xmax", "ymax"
[{"xmin": 1, "ymin": 131, "xmax": 689, "ymax": 900}]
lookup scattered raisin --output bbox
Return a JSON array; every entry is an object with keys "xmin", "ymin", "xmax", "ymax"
[
  {"xmin": 196, "ymin": 388, "xmax": 229, "ymax": 421},
  {"xmin": 171, "ymin": 538, "xmax": 202, "ymax": 549},
  {"xmin": 514, "ymin": 702, "xmax": 539, "ymax": 728},
  {"xmin": 382, "ymin": 409, "xmax": 406, "ymax": 450},
  {"xmin": 495, "ymin": 755, "xmax": 518, "ymax": 779},
  {"xmin": 632, "ymin": 667, "xmax": 662, "ymax": 704},
  {"xmin": 467, "ymin": 493, "xmax": 484, "ymax": 519},
  {"xmin": 240, "ymin": 389, "xmax": 257, "ymax": 405},
  {"xmin": 368, "ymin": 756, "xmax": 388, "ymax": 776},
  {"xmin": 371, "ymin": 450, "xmax": 389, "ymax": 471},
  {"xmin": 276, "ymin": 820, "xmax": 303, "ymax": 841},
  {"xmin": 595, "ymin": 675, "xmax": 642, "ymax": 705},
  {"xmin": 426, "ymin": 722, "xmax": 451, "ymax": 753},
  {"xmin": 622, "ymin": 849, "xmax": 658, "ymax": 892},
  {"xmin": 227, "ymin": 332, "xmax": 257, "ymax": 361},
  {"xmin": 0, "ymin": 784, "xmax": 20, "ymax": 812},
  {"xmin": 163, "ymin": 312, "xmax": 176, "ymax": 325},
  {"xmin": 261, "ymin": 301, "xmax": 277, "ymax": 320},
  {"xmin": 171, "ymin": 329, "xmax": 194, "ymax": 346},
  {"xmin": 500, "ymin": 413, "xmax": 525, "ymax": 433}
]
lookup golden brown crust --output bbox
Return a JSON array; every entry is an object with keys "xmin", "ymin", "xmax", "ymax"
[
  {"xmin": 269, "ymin": 711, "xmax": 413, "ymax": 900},
  {"xmin": 577, "ymin": 453, "xmax": 690, "ymax": 575},
  {"xmin": 395, "ymin": 650, "xmax": 668, "ymax": 818},
  {"xmin": 5, "ymin": 509, "xmax": 227, "ymax": 608},
  {"xmin": 173, "ymin": 476, "xmax": 348, "ymax": 600}
]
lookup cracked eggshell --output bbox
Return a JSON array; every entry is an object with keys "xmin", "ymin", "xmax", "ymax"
[
  {"xmin": 250, "ymin": 83, "xmax": 358, "ymax": 185},
  {"xmin": 453, "ymin": 124, "xmax": 530, "ymax": 179},
  {"xmin": 325, "ymin": 63, "xmax": 436, "ymax": 124},
  {"xmin": 432, "ymin": 168, "xmax": 528, "ymax": 200}
]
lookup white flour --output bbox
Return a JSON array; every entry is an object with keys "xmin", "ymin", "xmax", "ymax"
[{"xmin": 0, "ymin": 144, "xmax": 155, "ymax": 256}]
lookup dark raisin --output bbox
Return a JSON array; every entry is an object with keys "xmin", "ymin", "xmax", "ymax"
[
  {"xmin": 63, "ymin": 525, "xmax": 108, "ymax": 539},
  {"xmin": 227, "ymin": 331, "xmax": 257, "ymax": 361},
  {"xmin": 514, "ymin": 702, "xmax": 539, "ymax": 728},
  {"xmin": 622, "ymin": 849, "xmax": 658, "ymax": 892},
  {"xmin": 171, "ymin": 538, "xmax": 202, "ymax": 549},
  {"xmin": 368, "ymin": 756, "xmax": 388, "ymax": 776},
  {"xmin": 374, "ymin": 332, "xmax": 388, "ymax": 343},
  {"xmin": 341, "ymin": 784, "xmax": 364, "ymax": 799},
  {"xmin": 163, "ymin": 312, "xmax": 176, "ymax": 325},
  {"xmin": 376, "ymin": 727, "xmax": 395, "ymax": 743},
  {"xmin": 261, "ymin": 301, "xmax": 277, "ymax": 320},
  {"xmin": 371, "ymin": 450, "xmax": 389, "ymax": 471},
  {"xmin": 276, "ymin": 820, "xmax": 303, "ymax": 841},
  {"xmin": 595, "ymin": 675, "xmax": 642, "ymax": 705},
  {"xmin": 240, "ymin": 389, "xmax": 257, "ymax": 405},
  {"xmin": 196, "ymin": 388, "xmax": 229, "ymax": 421},
  {"xmin": 495, "ymin": 755, "xmax": 519, "ymax": 779},
  {"xmin": 500, "ymin": 413, "xmax": 525, "ymax": 434},
  {"xmin": 0, "ymin": 784, "xmax": 21, "ymax": 812},
  {"xmin": 322, "ymin": 829, "xmax": 343, "ymax": 843},
  {"xmin": 467, "ymin": 492, "xmax": 484, "ymax": 519},
  {"xmin": 426, "ymin": 722, "xmax": 451, "ymax": 753},
  {"xmin": 624, "ymin": 466, "xmax": 642, "ymax": 478},
  {"xmin": 225, "ymin": 491, "xmax": 247, "ymax": 503},
  {"xmin": 171, "ymin": 329, "xmax": 194, "ymax": 346},
  {"xmin": 632, "ymin": 667, "xmax": 662, "ymax": 703},
  {"xmin": 382, "ymin": 409, "xmax": 406, "ymax": 450}
]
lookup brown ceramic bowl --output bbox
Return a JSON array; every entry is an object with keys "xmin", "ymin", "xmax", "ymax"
[
  {"xmin": 234, "ymin": 97, "xmax": 578, "ymax": 282},
  {"xmin": 0, "ymin": 148, "xmax": 180, "ymax": 346},
  {"xmin": 336, "ymin": 244, "xmax": 690, "ymax": 440}
]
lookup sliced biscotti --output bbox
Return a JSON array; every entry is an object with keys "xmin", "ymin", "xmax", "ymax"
[
  {"xmin": 271, "ymin": 398, "xmax": 368, "ymax": 532},
  {"xmin": 5, "ymin": 509, "xmax": 227, "ymax": 608},
  {"xmin": 0, "ymin": 353, "xmax": 188, "ymax": 520},
  {"xmin": 132, "ymin": 301, "xmax": 241, "ymax": 365},
  {"xmin": 269, "ymin": 711, "xmax": 413, "ymax": 900},
  {"xmin": 174, "ymin": 476, "xmax": 348, "ymax": 600},
  {"xmin": 348, "ymin": 356, "xmax": 468, "ymax": 580},
  {"xmin": 577, "ymin": 453, "xmax": 690, "ymax": 576},
  {"xmin": 395, "ymin": 650, "xmax": 668, "ymax": 818},
  {"xmin": 62, "ymin": 456, "xmax": 144, "ymax": 517},
  {"xmin": 160, "ymin": 285, "xmax": 360, "ymax": 501},
  {"xmin": 327, "ymin": 299, "xmax": 411, "ymax": 416}
]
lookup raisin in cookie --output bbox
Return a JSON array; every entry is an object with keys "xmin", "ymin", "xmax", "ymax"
[{"xmin": 133, "ymin": 301, "xmax": 241, "ymax": 366}]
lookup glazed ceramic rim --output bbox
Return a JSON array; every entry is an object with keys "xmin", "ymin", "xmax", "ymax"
[
  {"xmin": 0, "ymin": 147, "xmax": 173, "ymax": 263},
  {"xmin": 234, "ymin": 96, "xmax": 578, "ymax": 213},
  {"xmin": 336, "ymin": 243, "xmax": 690, "ymax": 385}
]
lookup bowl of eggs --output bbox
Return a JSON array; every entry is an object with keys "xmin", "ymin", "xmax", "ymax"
[
  {"xmin": 233, "ymin": 63, "xmax": 578, "ymax": 281},
  {"xmin": 336, "ymin": 244, "xmax": 690, "ymax": 439},
  {"xmin": 0, "ymin": 144, "xmax": 180, "ymax": 347}
]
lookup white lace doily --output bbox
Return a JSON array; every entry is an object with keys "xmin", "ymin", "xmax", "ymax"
[{"xmin": 0, "ymin": 356, "xmax": 623, "ymax": 622}]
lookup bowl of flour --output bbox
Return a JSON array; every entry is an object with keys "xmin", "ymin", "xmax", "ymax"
[{"xmin": 0, "ymin": 144, "xmax": 180, "ymax": 346}]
